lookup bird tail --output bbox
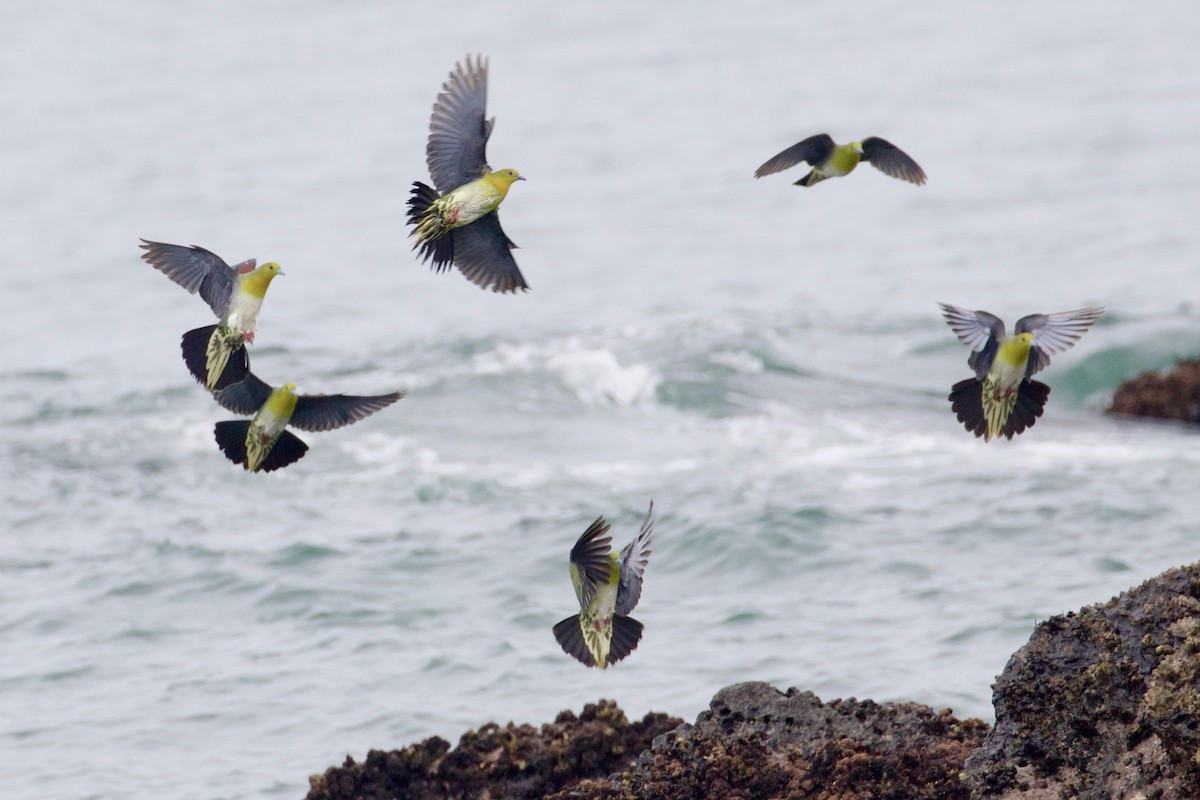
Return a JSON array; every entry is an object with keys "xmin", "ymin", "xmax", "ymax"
[
  {"xmin": 213, "ymin": 422, "xmax": 309, "ymax": 473},
  {"xmin": 406, "ymin": 182, "xmax": 455, "ymax": 272},
  {"xmin": 793, "ymin": 170, "xmax": 825, "ymax": 187},
  {"xmin": 214, "ymin": 420, "xmax": 252, "ymax": 468},
  {"xmin": 949, "ymin": 378, "xmax": 1052, "ymax": 441},
  {"xmin": 552, "ymin": 616, "xmax": 596, "ymax": 668},
  {"xmin": 979, "ymin": 379, "xmax": 1019, "ymax": 442},
  {"xmin": 607, "ymin": 615, "xmax": 644, "ymax": 666},
  {"xmin": 1006, "ymin": 380, "xmax": 1050, "ymax": 439},
  {"xmin": 257, "ymin": 430, "xmax": 309, "ymax": 472},
  {"xmin": 948, "ymin": 378, "xmax": 988, "ymax": 440},
  {"xmin": 181, "ymin": 325, "xmax": 249, "ymax": 390}
]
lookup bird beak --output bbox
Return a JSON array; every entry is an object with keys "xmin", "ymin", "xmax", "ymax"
[{"xmin": 516, "ymin": 175, "xmax": 526, "ymax": 181}]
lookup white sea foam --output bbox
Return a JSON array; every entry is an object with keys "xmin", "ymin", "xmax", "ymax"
[
  {"xmin": 708, "ymin": 349, "xmax": 765, "ymax": 374},
  {"xmin": 546, "ymin": 348, "xmax": 658, "ymax": 406},
  {"xmin": 468, "ymin": 337, "xmax": 659, "ymax": 406}
]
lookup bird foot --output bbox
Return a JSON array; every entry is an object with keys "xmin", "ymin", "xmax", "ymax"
[{"xmin": 243, "ymin": 331, "xmax": 255, "ymax": 344}]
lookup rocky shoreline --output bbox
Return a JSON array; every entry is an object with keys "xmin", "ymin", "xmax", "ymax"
[
  {"xmin": 1108, "ymin": 358, "xmax": 1200, "ymax": 424},
  {"xmin": 306, "ymin": 563, "xmax": 1200, "ymax": 799}
]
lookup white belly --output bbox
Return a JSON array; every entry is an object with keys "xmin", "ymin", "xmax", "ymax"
[
  {"xmin": 446, "ymin": 182, "xmax": 502, "ymax": 228},
  {"xmin": 988, "ymin": 354, "xmax": 1028, "ymax": 393},
  {"xmin": 224, "ymin": 291, "xmax": 264, "ymax": 333}
]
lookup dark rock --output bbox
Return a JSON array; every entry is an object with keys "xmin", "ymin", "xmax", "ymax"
[
  {"xmin": 963, "ymin": 563, "xmax": 1200, "ymax": 799},
  {"xmin": 547, "ymin": 683, "xmax": 989, "ymax": 799},
  {"xmin": 304, "ymin": 564, "xmax": 1200, "ymax": 799},
  {"xmin": 1108, "ymin": 358, "xmax": 1200, "ymax": 423},
  {"xmin": 304, "ymin": 700, "xmax": 682, "ymax": 800}
]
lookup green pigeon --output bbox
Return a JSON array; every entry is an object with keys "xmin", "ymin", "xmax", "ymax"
[
  {"xmin": 407, "ymin": 55, "xmax": 527, "ymax": 293},
  {"xmin": 940, "ymin": 303, "xmax": 1104, "ymax": 441},
  {"xmin": 209, "ymin": 371, "xmax": 404, "ymax": 472},
  {"xmin": 754, "ymin": 133, "xmax": 926, "ymax": 187},
  {"xmin": 553, "ymin": 503, "xmax": 654, "ymax": 669},
  {"xmin": 139, "ymin": 239, "xmax": 283, "ymax": 390}
]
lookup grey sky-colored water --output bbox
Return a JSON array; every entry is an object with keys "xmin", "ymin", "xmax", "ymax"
[{"xmin": 3, "ymin": 2, "xmax": 1200, "ymax": 799}]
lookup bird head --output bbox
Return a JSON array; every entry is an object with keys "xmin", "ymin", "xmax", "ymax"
[
  {"xmin": 484, "ymin": 169, "xmax": 525, "ymax": 199},
  {"xmin": 264, "ymin": 382, "xmax": 301, "ymax": 418},
  {"xmin": 243, "ymin": 261, "xmax": 284, "ymax": 298},
  {"xmin": 490, "ymin": 168, "xmax": 525, "ymax": 185},
  {"xmin": 849, "ymin": 141, "xmax": 864, "ymax": 154},
  {"xmin": 997, "ymin": 331, "xmax": 1036, "ymax": 368}
]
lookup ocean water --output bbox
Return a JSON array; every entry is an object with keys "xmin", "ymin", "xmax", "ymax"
[{"xmin": 3, "ymin": 2, "xmax": 1200, "ymax": 798}]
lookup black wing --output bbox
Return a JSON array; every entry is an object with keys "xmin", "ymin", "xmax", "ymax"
[
  {"xmin": 139, "ymin": 239, "xmax": 244, "ymax": 317},
  {"xmin": 570, "ymin": 516, "xmax": 613, "ymax": 611},
  {"xmin": 861, "ymin": 137, "xmax": 926, "ymax": 185},
  {"xmin": 289, "ymin": 391, "xmax": 406, "ymax": 433},
  {"xmin": 452, "ymin": 213, "xmax": 528, "ymax": 293},
  {"xmin": 753, "ymin": 133, "xmax": 835, "ymax": 178},
  {"xmin": 427, "ymin": 55, "xmax": 492, "ymax": 194},
  {"xmin": 211, "ymin": 372, "xmax": 275, "ymax": 416}
]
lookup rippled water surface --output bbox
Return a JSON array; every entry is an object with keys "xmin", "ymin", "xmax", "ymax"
[{"xmin": 3, "ymin": 2, "xmax": 1200, "ymax": 798}]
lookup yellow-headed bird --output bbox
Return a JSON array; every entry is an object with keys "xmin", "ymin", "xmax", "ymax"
[
  {"xmin": 754, "ymin": 133, "xmax": 926, "ymax": 187},
  {"xmin": 139, "ymin": 239, "xmax": 283, "ymax": 390},
  {"xmin": 940, "ymin": 303, "xmax": 1104, "ymax": 441},
  {"xmin": 210, "ymin": 371, "xmax": 404, "ymax": 472},
  {"xmin": 407, "ymin": 55, "xmax": 527, "ymax": 293},
  {"xmin": 553, "ymin": 503, "xmax": 654, "ymax": 669}
]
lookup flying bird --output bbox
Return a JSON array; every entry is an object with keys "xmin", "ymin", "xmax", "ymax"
[
  {"xmin": 407, "ymin": 55, "xmax": 528, "ymax": 293},
  {"xmin": 553, "ymin": 503, "xmax": 654, "ymax": 669},
  {"xmin": 139, "ymin": 239, "xmax": 283, "ymax": 390},
  {"xmin": 209, "ymin": 371, "xmax": 404, "ymax": 472},
  {"xmin": 939, "ymin": 303, "xmax": 1104, "ymax": 441},
  {"xmin": 754, "ymin": 133, "xmax": 926, "ymax": 187}
]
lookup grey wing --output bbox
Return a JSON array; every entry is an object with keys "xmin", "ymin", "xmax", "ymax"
[
  {"xmin": 940, "ymin": 303, "xmax": 1005, "ymax": 351},
  {"xmin": 615, "ymin": 502, "xmax": 654, "ymax": 616},
  {"xmin": 139, "ymin": 239, "xmax": 240, "ymax": 317},
  {"xmin": 940, "ymin": 303, "xmax": 1004, "ymax": 381},
  {"xmin": 452, "ymin": 212, "xmax": 528, "ymax": 293},
  {"xmin": 289, "ymin": 390, "xmax": 406, "ymax": 433},
  {"xmin": 1016, "ymin": 307, "xmax": 1105, "ymax": 377},
  {"xmin": 754, "ymin": 133, "xmax": 835, "ymax": 178},
  {"xmin": 211, "ymin": 371, "xmax": 274, "ymax": 416},
  {"xmin": 427, "ymin": 55, "xmax": 492, "ymax": 194},
  {"xmin": 570, "ymin": 516, "xmax": 614, "ymax": 610},
  {"xmin": 861, "ymin": 137, "xmax": 926, "ymax": 185}
]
